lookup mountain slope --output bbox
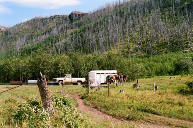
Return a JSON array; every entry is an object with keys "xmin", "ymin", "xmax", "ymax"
[
  {"xmin": 0, "ymin": 0, "xmax": 192, "ymax": 57},
  {"xmin": 65, "ymin": 0, "xmax": 193, "ymax": 56}
]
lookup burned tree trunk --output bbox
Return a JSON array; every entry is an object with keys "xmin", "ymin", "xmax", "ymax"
[{"xmin": 37, "ymin": 73, "xmax": 55, "ymax": 114}]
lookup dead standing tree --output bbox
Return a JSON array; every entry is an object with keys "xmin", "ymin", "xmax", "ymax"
[{"xmin": 37, "ymin": 72, "xmax": 55, "ymax": 115}]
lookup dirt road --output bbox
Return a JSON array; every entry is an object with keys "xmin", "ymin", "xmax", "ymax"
[{"xmin": 68, "ymin": 94, "xmax": 172, "ymax": 128}]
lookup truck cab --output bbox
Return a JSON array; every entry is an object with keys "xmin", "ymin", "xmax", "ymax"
[{"xmin": 54, "ymin": 74, "xmax": 86, "ymax": 85}]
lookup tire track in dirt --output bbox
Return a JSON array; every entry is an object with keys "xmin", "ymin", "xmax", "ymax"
[{"xmin": 68, "ymin": 94, "xmax": 172, "ymax": 128}]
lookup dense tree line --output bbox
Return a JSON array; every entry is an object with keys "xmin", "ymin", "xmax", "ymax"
[{"xmin": 0, "ymin": 51, "xmax": 192, "ymax": 83}]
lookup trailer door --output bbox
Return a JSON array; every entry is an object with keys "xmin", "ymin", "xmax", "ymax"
[{"xmin": 96, "ymin": 73, "xmax": 100, "ymax": 85}]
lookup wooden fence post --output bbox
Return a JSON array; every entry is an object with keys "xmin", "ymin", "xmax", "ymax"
[
  {"xmin": 108, "ymin": 83, "xmax": 110, "ymax": 96},
  {"xmin": 97, "ymin": 82, "xmax": 101, "ymax": 91},
  {"xmin": 62, "ymin": 83, "xmax": 64, "ymax": 96},
  {"xmin": 153, "ymin": 82, "xmax": 158, "ymax": 92},
  {"xmin": 37, "ymin": 72, "xmax": 55, "ymax": 115}
]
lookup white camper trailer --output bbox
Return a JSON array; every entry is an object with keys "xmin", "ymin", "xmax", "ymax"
[{"xmin": 89, "ymin": 70, "xmax": 117, "ymax": 87}]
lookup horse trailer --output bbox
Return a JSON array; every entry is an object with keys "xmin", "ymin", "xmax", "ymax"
[{"xmin": 88, "ymin": 70, "xmax": 117, "ymax": 87}]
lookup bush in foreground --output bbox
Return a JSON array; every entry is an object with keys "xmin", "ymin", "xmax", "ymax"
[{"xmin": 3, "ymin": 96, "xmax": 90, "ymax": 128}]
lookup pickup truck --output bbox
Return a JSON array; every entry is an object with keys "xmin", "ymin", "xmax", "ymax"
[{"xmin": 53, "ymin": 74, "xmax": 86, "ymax": 85}]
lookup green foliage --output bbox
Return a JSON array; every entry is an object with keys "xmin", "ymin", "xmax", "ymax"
[
  {"xmin": 174, "ymin": 58, "xmax": 193, "ymax": 75},
  {"xmin": 52, "ymin": 96, "xmax": 90, "ymax": 128},
  {"xmin": 0, "ymin": 51, "xmax": 192, "ymax": 82},
  {"xmin": 5, "ymin": 99, "xmax": 50, "ymax": 128},
  {"xmin": 4, "ymin": 96, "xmax": 90, "ymax": 128},
  {"xmin": 19, "ymin": 35, "xmax": 61, "ymax": 56},
  {"xmin": 179, "ymin": 81, "xmax": 193, "ymax": 95}
]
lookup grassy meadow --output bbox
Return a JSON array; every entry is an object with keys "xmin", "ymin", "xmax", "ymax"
[
  {"xmin": 83, "ymin": 75, "xmax": 193, "ymax": 127},
  {"xmin": 0, "ymin": 75, "xmax": 193, "ymax": 128},
  {"xmin": 0, "ymin": 85, "xmax": 133, "ymax": 128}
]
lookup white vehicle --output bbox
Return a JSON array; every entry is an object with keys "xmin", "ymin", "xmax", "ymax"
[
  {"xmin": 89, "ymin": 70, "xmax": 117, "ymax": 87},
  {"xmin": 28, "ymin": 80, "xmax": 38, "ymax": 84},
  {"xmin": 54, "ymin": 74, "xmax": 86, "ymax": 85}
]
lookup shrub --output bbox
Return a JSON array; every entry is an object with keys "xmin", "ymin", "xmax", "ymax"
[
  {"xmin": 174, "ymin": 58, "xmax": 193, "ymax": 75},
  {"xmin": 10, "ymin": 99, "xmax": 50, "ymax": 128},
  {"xmin": 179, "ymin": 81, "xmax": 193, "ymax": 95},
  {"xmin": 5, "ymin": 96, "xmax": 90, "ymax": 128}
]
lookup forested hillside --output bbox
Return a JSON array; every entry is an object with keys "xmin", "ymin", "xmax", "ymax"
[
  {"xmin": 0, "ymin": 0, "xmax": 192, "ymax": 58},
  {"xmin": 0, "ymin": 0, "xmax": 192, "ymax": 82}
]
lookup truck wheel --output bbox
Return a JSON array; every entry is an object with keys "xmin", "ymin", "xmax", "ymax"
[
  {"xmin": 59, "ymin": 81, "xmax": 63, "ymax": 85},
  {"xmin": 77, "ymin": 81, "xmax": 82, "ymax": 85}
]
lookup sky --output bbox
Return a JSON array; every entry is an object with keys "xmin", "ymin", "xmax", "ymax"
[{"xmin": 0, "ymin": 0, "xmax": 119, "ymax": 27}]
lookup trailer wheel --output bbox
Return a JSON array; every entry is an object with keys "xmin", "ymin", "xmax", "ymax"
[{"xmin": 77, "ymin": 81, "xmax": 82, "ymax": 85}]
